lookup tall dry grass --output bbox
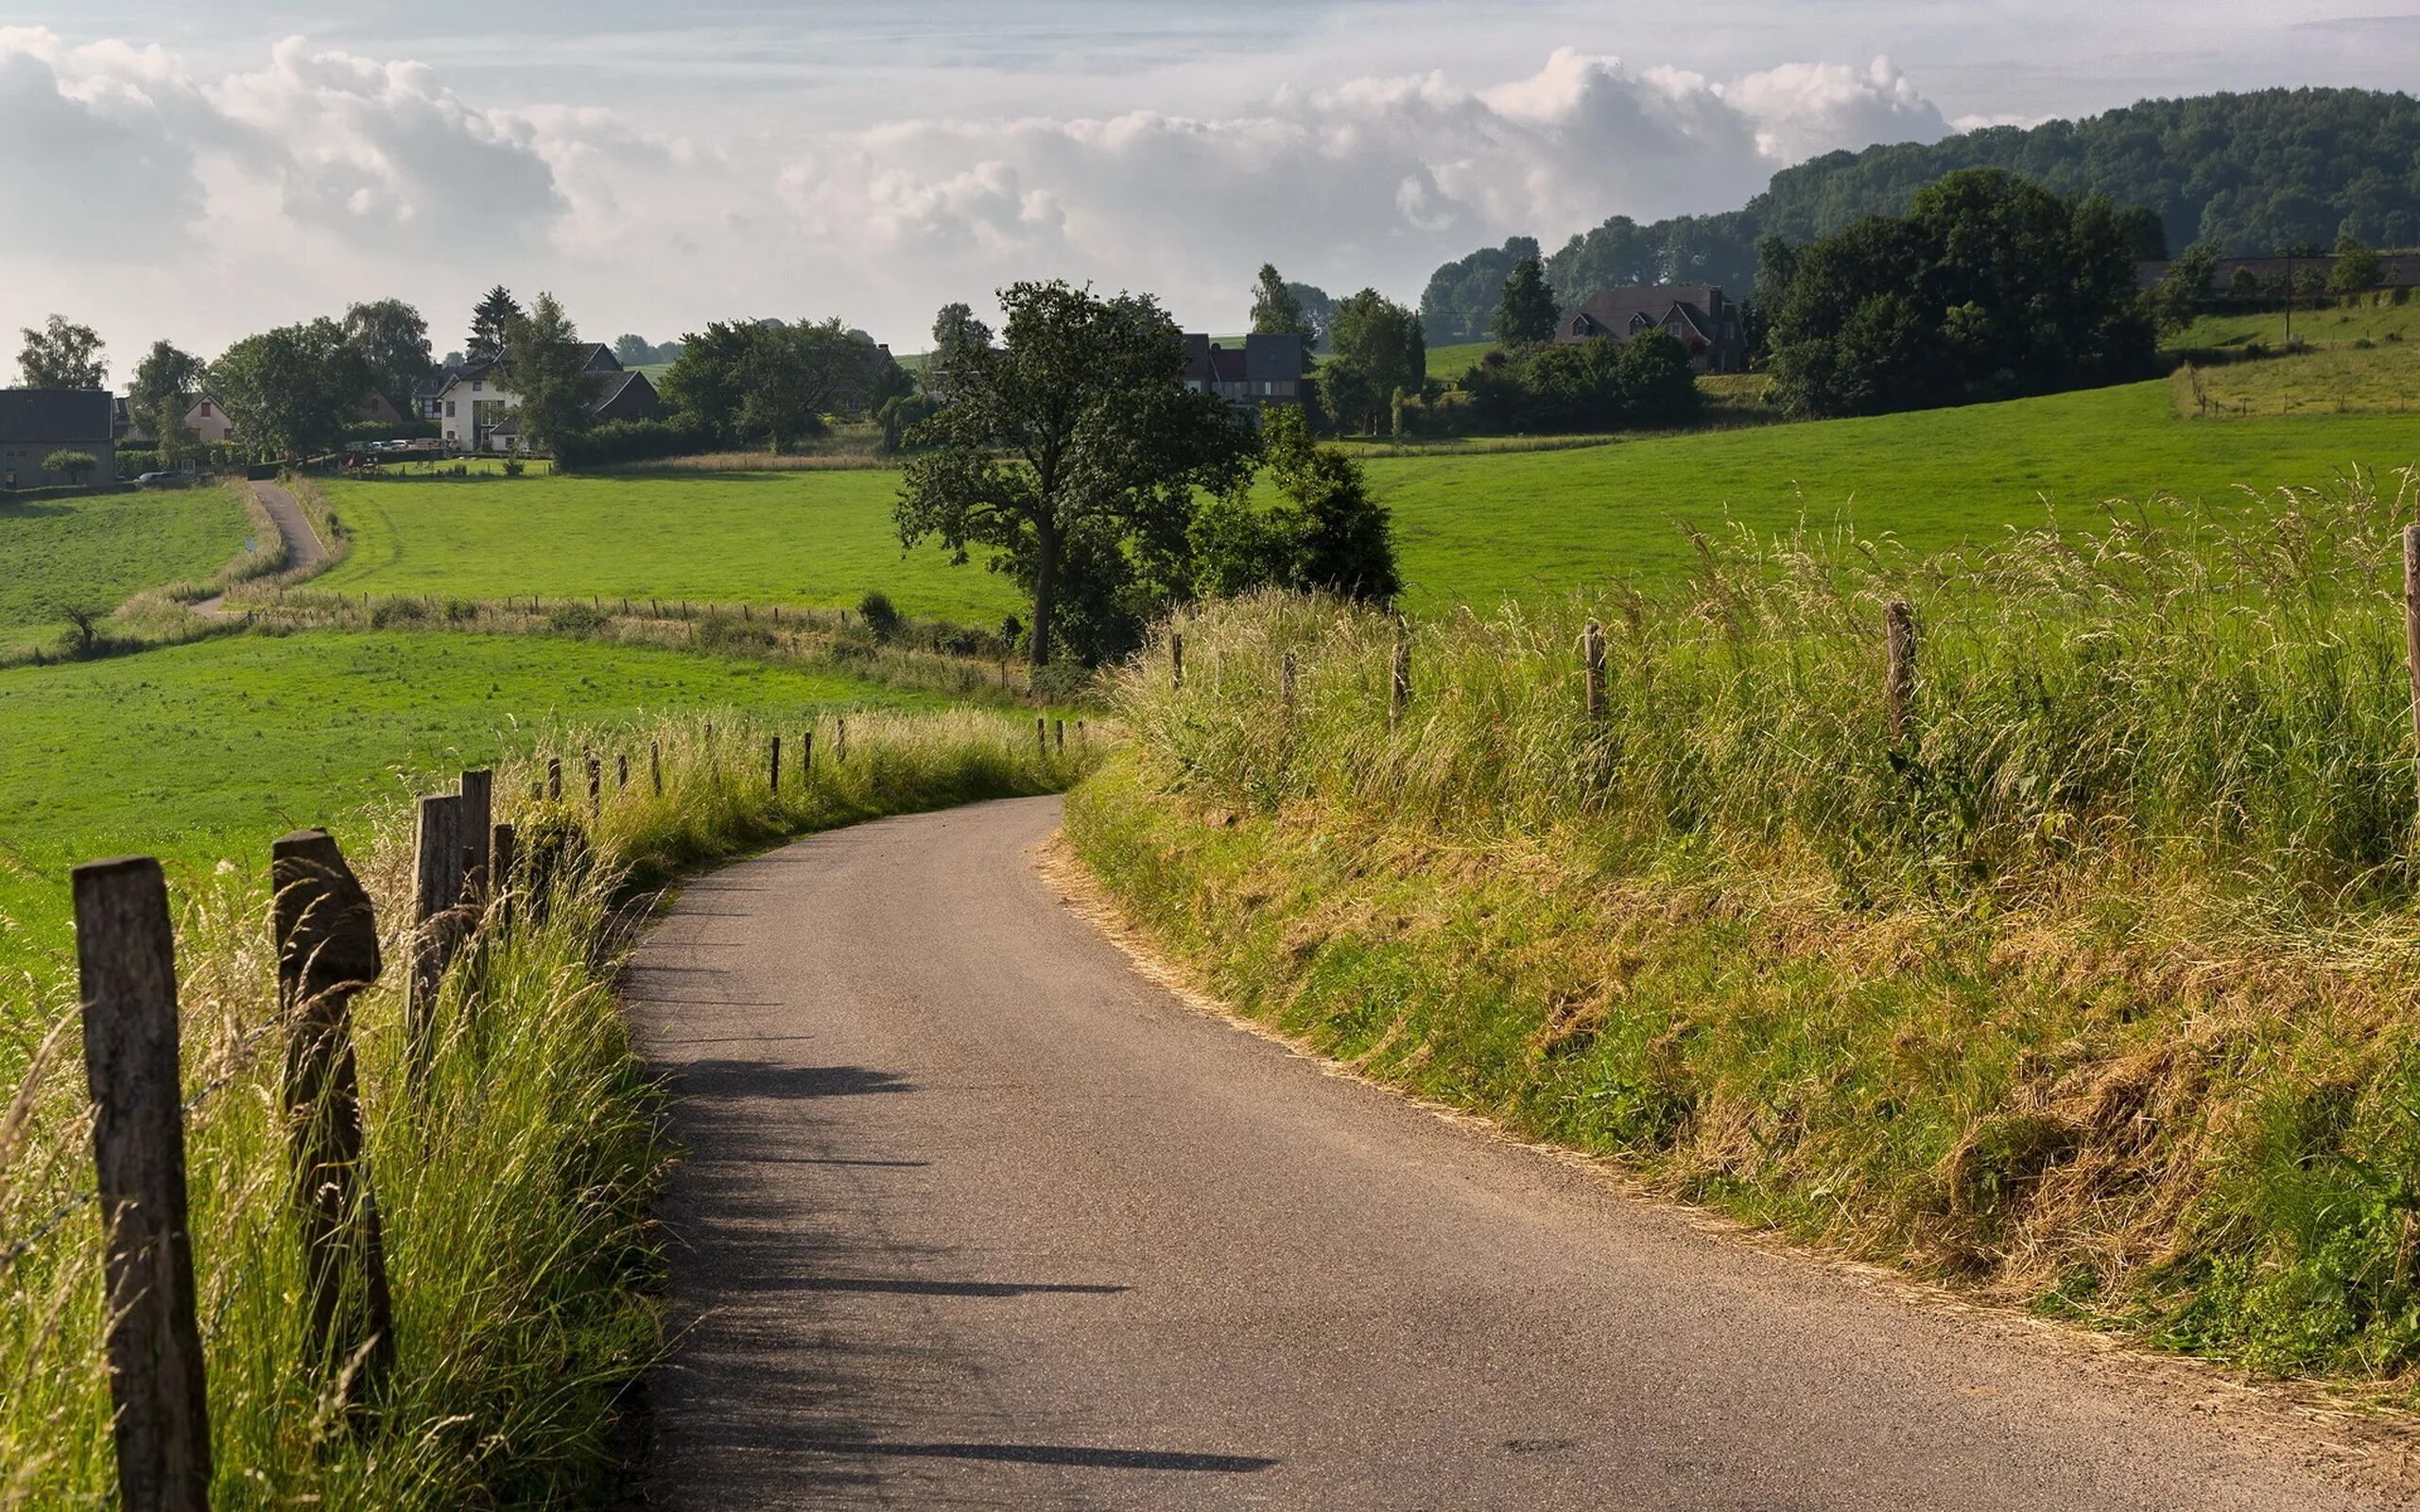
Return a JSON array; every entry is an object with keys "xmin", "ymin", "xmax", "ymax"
[
  {"xmin": 0, "ymin": 707, "xmax": 1087, "ymax": 1507},
  {"xmin": 1078, "ymin": 466, "xmax": 2420, "ymax": 1385}
]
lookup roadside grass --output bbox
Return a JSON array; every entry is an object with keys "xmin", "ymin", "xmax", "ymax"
[
  {"xmin": 302, "ymin": 380, "xmax": 2419, "ymax": 619},
  {"xmin": 0, "ymin": 483, "xmax": 251, "ymax": 652},
  {"xmin": 0, "ymin": 629, "xmax": 953, "ymax": 985},
  {"xmin": 0, "ymin": 705, "xmax": 1084, "ymax": 1510},
  {"xmin": 313, "ymin": 471, "xmax": 1022, "ymax": 626},
  {"xmin": 1069, "ymin": 469, "xmax": 2420, "ymax": 1392}
]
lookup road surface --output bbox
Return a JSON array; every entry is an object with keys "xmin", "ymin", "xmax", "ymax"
[
  {"xmin": 628, "ymin": 796, "xmax": 2401, "ymax": 1510},
  {"xmin": 195, "ymin": 480, "xmax": 323, "ymax": 615}
]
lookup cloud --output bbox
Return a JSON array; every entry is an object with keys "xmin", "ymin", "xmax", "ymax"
[{"xmin": 0, "ymin": 29, "xmax": 225, "ymax": 258}]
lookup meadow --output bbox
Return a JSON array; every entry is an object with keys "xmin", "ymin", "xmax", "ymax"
[
  {"xmin": 0, "ymin": 629, "xmax": 947, "ymax": 974},
  {"xmin": 304, "ymin": 377, "xmax": 2420, "ymax": 619},
  {"xmin": 2172, "ymin": 335, "xmax": 2420, "ymax": 418},
  {"xmin": 0, "ymin": 485, "xmax": 250, "ymax": 651},
  {"xmin": 2172, "ymin": 294, "xmax": 2420, "ymax": 352}
]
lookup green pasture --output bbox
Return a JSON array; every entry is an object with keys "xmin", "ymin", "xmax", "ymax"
[
  {"xmin": 0, "ymin": 629, "xmax": 942, "ymax": 973},
  {"xmin": 0, "ymin": 485, "xmax": 248, "ymax": 651},
  {"xmin": 302, "ymin": 378, "xmax": 2419, "ymax": 619},
  {"xmin": 2173, "ymin": 336, "xmax": 2420, "ymax": 418},
  {"xmin": 2171, "ymin": 298, "xmax": 2420, "ymax": 352},
  {"xmin": 315, "ymin": 472, "xmax": 1024, "ymax": 625}
]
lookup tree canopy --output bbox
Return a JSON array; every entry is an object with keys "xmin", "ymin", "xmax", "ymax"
[
  {"xmin": 1193, "ymin": 406, "xmax": 1400, "ymax": 605},
  {"xmin": 502, "ymin": 293, "xmax": 596, "ymax": 454},
  {"xmin": 343, "ymin": 300, "xmax": 433, "ymax": 413},
  {"xmin": 209, "ymin": 319, "xmax": 373, "ymax": 459},
  {"xmin": 660, "ymin": 318, "xmax": 900, "ymax": 450},
  {"xmin": 1322, "ymin": 290, "xmax": 1425, "ymax": 435},
  {"xmin": 467, "ymin": 286, "xmax": 523, "ymax": 366},
  {"xmin": 1250, "ymin": 264, "xmax": 1319, "ymax": 349},
  {"xmin": 1419, "ymin": 237, "xmax": 1542, "ymax": 343},
  {"xmin": 896, "ymin": 280, "xmax": 1254, "ymax": 665},
  {"xmin": 1764, "ymin": 168, "xmax": 2156, "ymax": 420},
  {"xmin": 15, "ymin": 316, "xmax": 105, "ymax": 389},
  {"xmin": 1493, "ymin": 255, "xmax": 1560, "ymax": 346}
]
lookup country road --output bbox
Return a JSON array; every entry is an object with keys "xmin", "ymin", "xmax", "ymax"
[
  {"xmin": 627, "ymin": 797, "xmax": 2403, "ymax": 1510},
  {"xmin": 195, "ymin": 480, "xmax": 323, "ymax": 615}
]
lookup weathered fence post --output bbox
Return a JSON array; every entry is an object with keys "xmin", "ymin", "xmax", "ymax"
[
  {"xmin": 802, "ymin": 730, "xmax": 815, "ymax": 775},
  {"xmin": 1171, "ymin": 629, "xmax": 1184, "ymax": 691},
  {"xmin": 271, "ymin": 830, "xmax": 395, "ymax": 1418},
  {"xmin": 545, "ymin": 757, "xmax": 562, "ymax": 805},
  {"xmin": 459, "ymin": 768, "xmax": 493, "ymax": 902},
  {"xmin": 837, "ymin": 718, "xmax": 848, "ymax": 763},
  {"xmin": 617, "ymin": 752, "xmax": 629, "ymax": 792},
  {"xmin": 1281, "ymin": 650, "xmax": 1298, "ymax": 713},
  {"xmin": 1054, "ymin": 718, "xmax": 1065, "ymax": 755},
  {"xmin": 769, "ymin": 734, "xmax": 782, "ymax": 793},
  {"xmin": 651, "ymin": 741, "xmax": 663, "ymax": 797},
  {"xmin": 73, "ymin": 857, "xmax": 212, "ymax": 1512},
  {"xmin": 1582, "ymin": 619, "xmax": 1606, "ymax": 723},
  {"xmin": 1076, "ymin": 719, "xmax": 1087, "ymax": 747},
  {"xmin": 409, "ymin": 793, "xmax": 469, "ymax": 1080},
  {"xmin": 491, "ymin": 822, "xmax": 518, "ymax": 938},
  {"xmin": 1391, "ymin": 620, "xmax": 1412, "ymax": 724},
  {"xmin": 1885, "ymin": 599, "xmax": 1917, "ymax": 747},
  {"xmin": 586, "ymin": 753, "xmax": 602, "ymax": 816},
  {"xmin": 1036, "ymin": 716, "xmax": 1047, "ymax": 758}
]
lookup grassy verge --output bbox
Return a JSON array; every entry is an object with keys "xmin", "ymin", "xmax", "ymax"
[
  {"xmin": 1068, "ymin": 469, "xmax": 2420, "ymax": 1395},
  {"xmin": 0, "ymin": 707, "xmax": 1088, "ymax": 1508},
  {"xmin": 0, "ymin": 483, "xmax": 250, "ymax": 656}
]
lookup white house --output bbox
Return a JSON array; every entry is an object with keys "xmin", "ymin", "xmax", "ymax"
[{"xmin": 433, "ymin": 344, "xmax": 643, "ymax": 452}]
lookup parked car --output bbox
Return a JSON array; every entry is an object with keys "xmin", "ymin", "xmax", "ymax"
[{"xmin": 135, "ymin": 472, "xmax": 176, "ymax": 485}]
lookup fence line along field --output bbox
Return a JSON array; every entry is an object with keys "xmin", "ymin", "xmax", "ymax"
[
  {"xmin": 0, "ymin": 629, "xmax": 959, "ymax": 981},
  {"xmin": 1072, "ymin": 468, "xmax": 2420, "ymax": 1389},
  {"xmin": 304, "ymin": 375, "xmax": 2418, "ymax": 624},
  {"xmin": 0, "ymin": 707, "xmax": 1088, "ymax": 1509}
]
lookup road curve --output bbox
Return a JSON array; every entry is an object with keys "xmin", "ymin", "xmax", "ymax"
[
  {"xmin": 628, "ymin": 797, "xmax": 2395, "ymax": 1511},
  {"xmin": 195, "ymin": 480, "xmax": 324, "ymax": 616}
]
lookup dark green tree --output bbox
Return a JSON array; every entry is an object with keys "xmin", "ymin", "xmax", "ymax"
[
  {"xmin": 2146, "ymin": 241, "xmax": 2220, "ymax": 335},
  {"xmin": 128, "ymin": 340, "xmax": 204, "ymax": 428},
  {"xmin": 341, "ymin": 299, "xmax": 432, "ymax": 413},
  {"xmin": 2330, "ymin": 231, "xmax": 2386, "ymax": 293},
  {"xmin": 208, "ymin": 319, "xmax": 372, "ymax": 459},
  {"xmin": 1250, "ymin": 264, "xmax": 1317, "ymax": 348},
  {"xmin": 16, "ymin": 316, "xmax": 105, "ymax": 388},
  {"xmin": 895, "ymin": 281, "xmax": 1256, "ymax": 665},
  {"xmin": 1493, "ymin": 255, "xmax": 1561, "ymax": 346},
  {"xmin": 1326, "ymin": 290, "xmax": 1425, "ymax": 433},
  {"xmin": 1286, "ymin": 283, "xmax": 1336, "ymax": 350},
  {"xmin": 735, "ymin": 318, "xmax": 879, "ymax": 451},
  {"xmin": 467, "ymin": 286, "xmax": 523, "ymax": 365},
  {"xmin": 503, "ymin": 293, "xmax": 596, "ymax": 454}
]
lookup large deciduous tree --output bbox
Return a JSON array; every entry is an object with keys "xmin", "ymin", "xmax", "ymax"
[
  {"xmin": 130, "ymin": 340, "xmax": 206, "ymax": 469},
  {"xmin": 208, "ymin": 319, "xmax": 372, "ymax": 459},
  {"xmin": 467, "ymin": 286, "xmax": 523, "ymax": 366},
  {"xmin": 1192, "ymin": 405, "xmax": 1400, "ymax": 603},
  {"xmin": 896, "ymin": 281, "xmax": 1254, "ymax": 666},
  {"xmin": 343, "ymin": 299, "xmax": 433, "ymax": 413},
  {"xmin": 1323, "ymin": 290, "xmax": 1425, "ymax": 434},
  {"xmin": 660, "ymin": 318, "xmax": 892, "ymax": 449},
  {"xmin": 16, "ymin": 315, "xmax": 106, "ymax": 388},
  {"xmin": 1492, "ymin": 255, "xmax": 1561, "ymax": 346},
  {"xmin": 1764, "ymin": 168, "xmax": 2156, "ymax": 419},
  {"xmin": 503, "ymin": 293, "xmax": 596, "ymax": 454}
]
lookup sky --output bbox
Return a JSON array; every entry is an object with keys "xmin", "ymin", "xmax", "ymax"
[{"xmin": 5, "ymin": 0, "xmax": 2417, "ymax": 372}]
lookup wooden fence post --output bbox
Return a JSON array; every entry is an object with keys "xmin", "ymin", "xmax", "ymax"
[
  {"xmin": 459, "ymin": 768, "xmax": 493, "ymax": 902},
  {"xmin": 802, "ymin": 730, "xmax": 815, "ymax": 775},
  {"xmin": 491, "ymin": 822, "xmax": 517, "ymax": 939},
  {"xmin": 586, "ymin": 753, "xmax": 602, "ymax": 816},
  {"xmin": 617, "ymin": 752, "xmax": 629, "ymax": 792},
  {"xmin": 1582, "ymin": 619, "xmax": 1606, "ymax": 723},
  {"xmin": 408, "ymin": 793, "xmax": 468, "ymax": 1081},
  {"xmin": 271, "ymin": 830, "xmax": 395, "ymax": 1418},
  {"xmin": 1885, "ymin": 599, "xmax": 1917, "ymax": 747},
  {"xmin": 837, "ymin": 718, "xmax": 848, "ymax": 763},
  {"xmin": 72, "ymin": 857, "xmax": 211, "ymax": 1512},
  {"xmin": 769, "ymin": 734, "xmax": 782, "ymax": 793},
  {"xmin": 1054, "ymin": 718, "xmax": 1065, "ymax": 754},
  {"xmin": 1391, "ymin": 621, "xmax": 1411, "ymax": 724},
  {"xmin": 545, "ymin": 757, "xmax": 562, "ymax": 804},
  {"xmin": 1036, "ymin": 716, "xmax": 1047, "ymax": 758},
  {"xmin": 651, "ymin": 741, "xmax": 663, "ymax": 797},
  {"xmin": 1076, "ymin": 719, "xmax": 1087, "ymax": 747},
  {"xmin": 1171, "ymin": 629, "xmax": 1184, "ymax": 691},
  {"xmin": 1281, "ymin": 650, "xmax": 1298, "ymax": 713}
]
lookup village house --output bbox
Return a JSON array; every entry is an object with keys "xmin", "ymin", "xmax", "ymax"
[
  {"xmin": 1555, "ymin": 284, "xmax": 1748, "ymax": 373},
  {"xmin": 1, "ymin": 388, "xmax": 117, "ymax": 488},
  {"xmin": 1181, "ymin": 333, "xmax": 1305, "ymax": 411},
  {"xmin": 434, "ymin": 344, "xmax": 658, "ymax": 452},
  {"xmin": 115, "ymin": 390, "xmax": 404, "ymax": 449}
]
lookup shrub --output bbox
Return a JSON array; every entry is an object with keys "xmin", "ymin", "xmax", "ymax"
[
  {"xmin": 547, "ymin": 603, "xmax": 608, "ymax": 636},
  {"xmin": 116, "ymin": 448, "xmax": 160, "ymax": 476},
  {"xmin": 1028, "ymin": 661, "xmax": 1098, "ymax": 702},
  {"xmin": 500, "ymin": 457, "xmax": 526, "ymax": 477},
  {"xmin": 857, "ymin": 591, "xmax": 905, "ymax": 643},
  {"xmin": 553, "ymin": 419, "xmax": 716, "ymax": 471}
]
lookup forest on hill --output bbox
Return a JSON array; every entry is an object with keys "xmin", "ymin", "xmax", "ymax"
[{"xmin": 1422, "ymin": 86, "xmax": 2420, "ymax": 341}]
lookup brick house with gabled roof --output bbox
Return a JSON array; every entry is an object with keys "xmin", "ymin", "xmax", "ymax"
[
  {"xmin": 1181, "ymin": 333, "xmax": 1305, "ymax": 412},
  {"xmin": 1556, "ymin": 284, "xmax": 1747, "ymax": 372}
]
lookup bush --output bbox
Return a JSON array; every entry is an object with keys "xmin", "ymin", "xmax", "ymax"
[
  {"xmin": 1028, "ymin": 662, "xmax": 1098, "ymax": 702},
  {"xmin": 501, "ymin": 457, "xmax": 526, "ymax": 477},
  {"xmin": 553, "ymin": 419, "xmax": 716, "ymax": 471},
  {"xmin": 342, "ymin": 418, "xmax": 438, "ymax": 444},
  {"xmin": 548, "ymin": 604, "xmax": 608, "ymax": 636},
  {"xmin": 1458, "ymin": 333, "xmax": 1703, "ymax": 435},
  {"xmin": 115, "ymin": 449, "xmax": 159, "ymax": 476},
  {"xmin": 857, "ymin": 591, "xmax": 904, "ymax": 643}
]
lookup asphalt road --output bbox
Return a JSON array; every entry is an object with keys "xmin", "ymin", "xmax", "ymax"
[
  {"xmin": 628, "ymin": 796, "xmax": 2396, "ymax": 1510},
  {"xmin": 195, "ymin": 481, "xmax": 324, "ymax": 616}
]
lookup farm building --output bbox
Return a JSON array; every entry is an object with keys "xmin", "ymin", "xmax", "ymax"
[
  {"xmin": 1, "ymin": 388, "xmax": 116, "ymax": 488},
  {"xmin": 1555, "ymin": 285, "xmax": 1749, "ymax": 373}
]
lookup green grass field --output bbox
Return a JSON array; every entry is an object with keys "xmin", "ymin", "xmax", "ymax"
[
  {"xmin": 0, "ymin": 629, "xmax": 944, "ymax": 966},
  {"xmin": 2172, "ymin": 335, "xmax": 2420, "ymax": 418},
  {"xmin": 315, "ymin": 472, "xmax": 1025, "ymax": 624},
  {"xmin": 0, "ymin": 485, "xmax": 248, "ymax": 651},
  {"xmin": 2172, "ymin": 297, "xmax": 2420, "ymax": 352},
  {"xmin": 301, "ymin": 378, "xmax": 2419, "ymax": 617}
]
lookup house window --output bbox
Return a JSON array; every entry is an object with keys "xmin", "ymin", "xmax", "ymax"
[
  {"xmin": 472, "ymin": 381, "xmax": 482, "ymax": 392},
  {"xmin": 445, "ymin": 401, "xmax": 456, "ymax": 418}
]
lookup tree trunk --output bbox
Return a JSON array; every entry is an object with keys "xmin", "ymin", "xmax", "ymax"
[{"xmin": 1028, "ymin": 522, "xmax": 1060, "ymax": 668}]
